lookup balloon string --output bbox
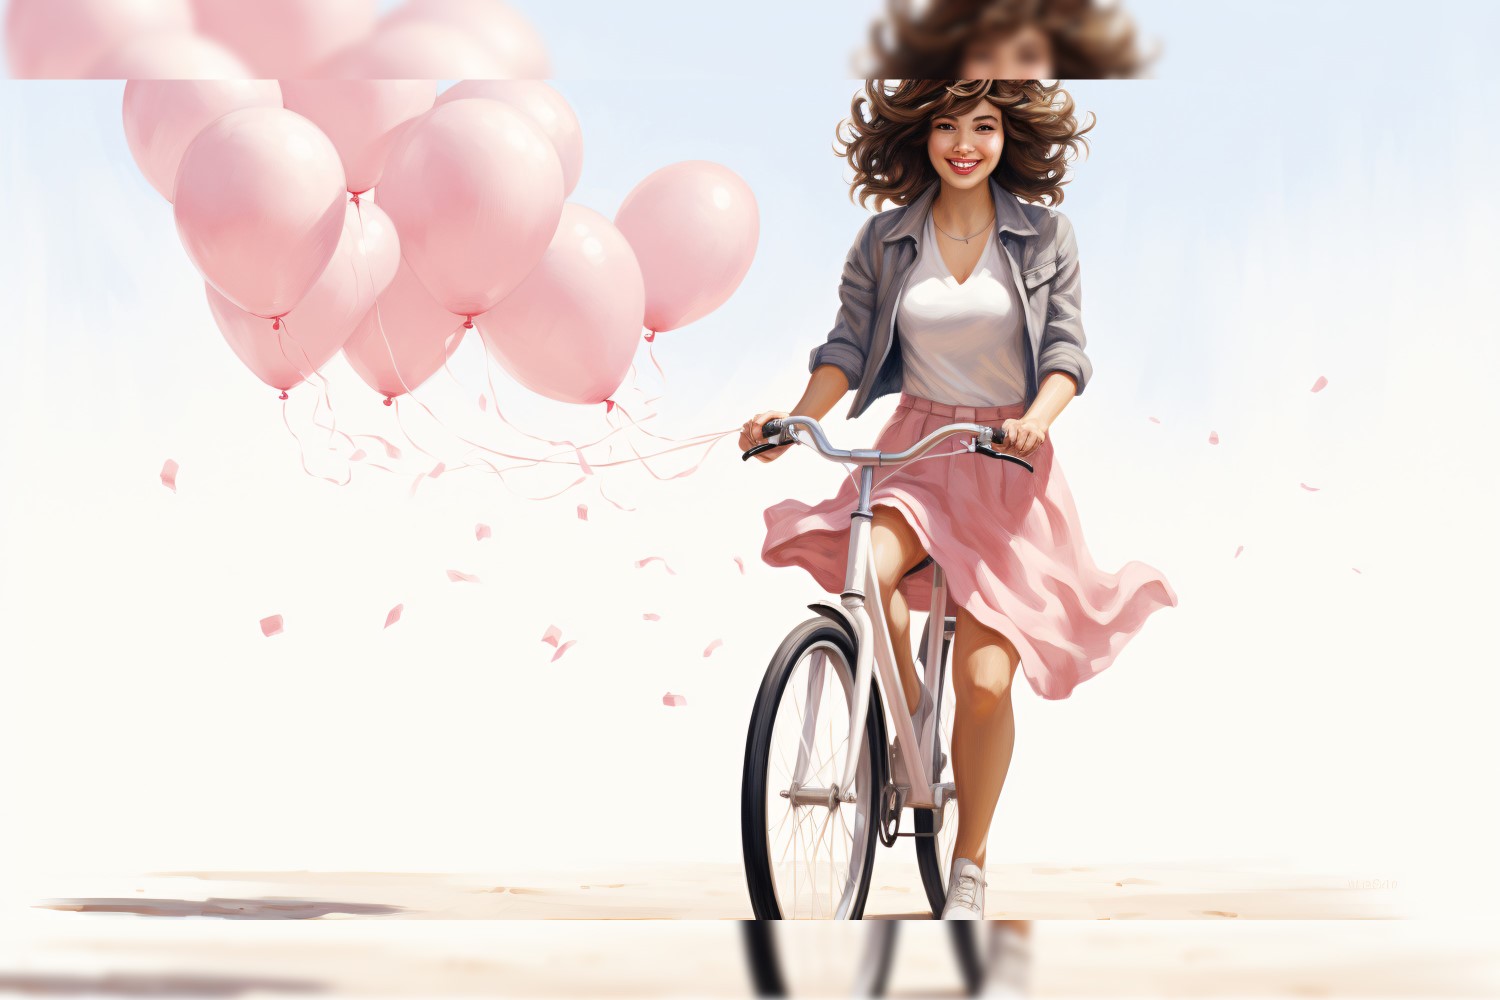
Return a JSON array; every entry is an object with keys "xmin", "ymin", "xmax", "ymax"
[
  {"xmin": 280, "ymin": 395, "xmax": 351, "ymax": 486},
  {"xmin": 268, "ymin": 316, "xmax": 354, "ymax": 485}
]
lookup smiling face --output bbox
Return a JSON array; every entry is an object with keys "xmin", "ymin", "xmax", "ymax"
[
  {"xmin": 926, "ymin": 99, "xmax": 1005, "ymax": 192},
  {"xmin": 960, "ymin": 23, "xmax": 1054, "ymax": 80}
]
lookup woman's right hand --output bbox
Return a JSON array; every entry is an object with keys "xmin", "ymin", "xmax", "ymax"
[{"xmin": 741, "ymin": 409, "xmax": 792, "ymax": 463}]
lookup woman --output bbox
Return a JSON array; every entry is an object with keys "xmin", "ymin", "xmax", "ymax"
[{"xmin": 742, "ymin": 79, "xmax": 1177, "ymax": 919}]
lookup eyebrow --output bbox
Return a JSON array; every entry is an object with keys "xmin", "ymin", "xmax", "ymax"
[{"xmin": 935, "ymin": 114, "xmax": 999, "ymax": 122}]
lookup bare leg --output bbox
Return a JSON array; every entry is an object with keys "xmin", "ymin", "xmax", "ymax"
[
  {"xmin": 949, "ymin": 603, "xmax": 1019, "ymax": 870},
  {"xmin": 870, "ymin": 504, "xmax": 928, "ymax": 717}
]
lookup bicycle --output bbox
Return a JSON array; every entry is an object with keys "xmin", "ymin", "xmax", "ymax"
[{"xmin": 740, "ymin": 414, "xmax": 1034, "ymax": 921}]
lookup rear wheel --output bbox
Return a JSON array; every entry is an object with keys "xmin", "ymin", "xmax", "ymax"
[{"xmin": 742, "ymin": 617, "xmax": 887, "ymax": 919}]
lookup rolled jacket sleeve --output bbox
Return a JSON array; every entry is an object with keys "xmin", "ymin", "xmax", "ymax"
[
  {"xmin": 1036, "ymin": 213, "xmax": 1093, "ymax": 395},
  {"xmin": 809, "ymin": 217, "xmax": 877, "ymax": 391}
]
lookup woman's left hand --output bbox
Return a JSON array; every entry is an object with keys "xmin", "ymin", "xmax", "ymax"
[{"xmin": 998, "ymin": 416, "xmax": 1047, "ymax": 457}]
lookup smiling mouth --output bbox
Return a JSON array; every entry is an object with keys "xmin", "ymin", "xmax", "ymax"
[{"xmin": 947, "ymin": 159, "xmax": 979, "ymax": 170}]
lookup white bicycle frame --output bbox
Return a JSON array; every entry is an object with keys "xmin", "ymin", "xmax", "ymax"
[{"xmin": 775, "ymin": 417, "xmax": 1002, "ymax": 814}]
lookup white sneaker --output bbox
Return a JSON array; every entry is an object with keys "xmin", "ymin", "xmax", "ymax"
[{"xmin": 941, "ymin": 857, "xmax": 987, "ymax": 919}]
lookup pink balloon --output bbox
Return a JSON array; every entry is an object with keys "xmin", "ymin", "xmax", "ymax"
[
  {"xmin": 383, "ymin": 0, "xmax": 550, "ymax": 77},
  {"xmin": 478, "ymin": 204, "xmax": 644, "ymax": 406},
  {"xmin": 377, "ymin": 98, "xmax": 563, "ymax": 318},
  {"xmin": 317, "ymin": 20, "xmax": 507, "ymax": 78},
  {"xmin": 5, "ymin": 0, "xmax": 192, "ymax": 77},
  {"xmin": 174, "ymin": 107, "xmax": 347, "ymax": 320},
  {"xmin": 615, "ymin": 161, "xmax": 760, "ymax": 334},
  {"xmin": 281, "ymin": 81, "xmax": 437, "ymax": 195},
  {"xmin": 87, "ymin": 30, "xmax": 252, "ymax": 78},
  {"xmin": 437, "ymin": 81, "xmax": 583, "ymax": 197},
  {"xmin": 191, "ymin": 0, "xmax": 377, "ymax": 77},
  {"xmin": 208, "ymin": 201, "xmax": 400, "ymax": 392},
  {"xmin": 122, "ymin": 79, "xmax": 282, "ymax": 202},
  {"xmin": 343, "ymin": 256, "xmax": 467, "ymax": 401}
]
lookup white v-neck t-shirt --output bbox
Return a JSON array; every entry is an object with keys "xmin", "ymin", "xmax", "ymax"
[{"xmin": 896, "ymin": 211, "xmax": 1029, "ymax": 406}]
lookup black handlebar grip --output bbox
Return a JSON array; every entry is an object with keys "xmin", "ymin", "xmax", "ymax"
[
  {"xmin": 990, "ymin": 425, "xmax": 1007, "ymax": 445},
  {"xmin": 762, "ymin": 418, "xmax": 786, "ymax": 438}
]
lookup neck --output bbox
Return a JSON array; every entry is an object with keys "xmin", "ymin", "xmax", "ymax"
[{"xmin": 931, "ymin": 179, "xmax": 996, "ymax": 235}]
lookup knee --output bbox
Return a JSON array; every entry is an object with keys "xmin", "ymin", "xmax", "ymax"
[{"xmin": 956, "ymin": 663, "xmax": 1014, "ymax": 718}]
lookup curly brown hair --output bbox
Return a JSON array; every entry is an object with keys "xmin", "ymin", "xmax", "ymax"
[
  {"xmin": 834, "ymin": 79, "xmax": 1093, "ymax": 212},
  {"xmin": 868, "ymin": 0, "xmax": 1151, "ymax": 79}
]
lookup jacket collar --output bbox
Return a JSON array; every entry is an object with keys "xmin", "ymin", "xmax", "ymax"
[{"xmin": 881, "ymin": 174, "xmax": 1037, "ymax": 245}]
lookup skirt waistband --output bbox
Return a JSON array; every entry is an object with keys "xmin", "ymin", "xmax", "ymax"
[{"xmin": 895, "ymin": 391, "xmax": 1027, "ymax": 422}]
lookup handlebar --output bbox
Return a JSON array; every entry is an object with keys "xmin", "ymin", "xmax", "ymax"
[{"xmin": 741, "ymin": 415, "xmax": 1034, "ymax": 473}]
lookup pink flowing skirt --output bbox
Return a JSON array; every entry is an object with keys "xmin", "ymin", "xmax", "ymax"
[{"xmin": 761, "ymin": 391, "xmax": 1178, "ymax": 700}]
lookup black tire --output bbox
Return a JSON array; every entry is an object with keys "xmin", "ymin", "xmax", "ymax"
[{"xmin": 742, "ymin": 617, "xmax": 888, "ymax": 920}]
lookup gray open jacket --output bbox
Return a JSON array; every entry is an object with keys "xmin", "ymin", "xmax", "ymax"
[{"xmin": 810, "ymin": 175, "xmax": 1093, "ymax": 420}]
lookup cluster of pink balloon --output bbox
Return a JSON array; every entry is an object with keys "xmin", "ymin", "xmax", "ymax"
[
  {"xmin": 121, "ymin": 79, "xmax": 760, "ymax": 410},
  {"xmin": 6, "ymin": 0, "xmax": 550, "ymax": 79}
]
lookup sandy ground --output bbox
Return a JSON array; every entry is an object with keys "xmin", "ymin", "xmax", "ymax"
[
  {"xmin": 5, "ymin": 860, "xmax": 1492, "ymax": 997},
  {"xmin": 8, "ymin": 863, "xmax": 1488, "ymax": 995},
  {"xmin": 8, "ymin": 857, "xmax": 1409, "ymax": 922}
]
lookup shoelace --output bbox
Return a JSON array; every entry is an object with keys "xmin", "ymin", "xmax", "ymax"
[{"xmin": 952, "ymin": 871, "xmax": 986, "ymax": 910}]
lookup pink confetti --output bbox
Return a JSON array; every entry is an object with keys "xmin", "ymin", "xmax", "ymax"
[
  {"xmin": 478, "ymin": 394, "xmax": 488, "ymax": 411},
  {"xmin": 1299, "ymin": 483, "xmax": 1321, "ymax": 492},
  {"xmin": 733, "ymin": 557, "xmax": 746, "ymax": 575},
  {"xmin": 643, "ymin": 613, "xmax": 661, "ymax": 621},
  {"xmin": 160, "ymin": 459, "xmax": 179, "ymax": 492},
  {"xmin": 1148, "ymin": 416, "xmax": 1161, "ymax": 424},
  {"xmin": 1311, "ymin": 376, "xmax": 1328, "ymax": 393},
  {"xmin": 551, "ymin": 639, "xmax": 576, "ymax": 662},
  {"xmin": 384, "ymin": 604, "xmax": 403, "ymax": 628},
  {"xmin": 475, "ymin": 523, "xmax": 492, "ymax": 541},
  {"xmin": 662, "ymin": 692, "xmax": 687, "ymax": 707},
  {"xmin": 428, "ymin": 461, "xmax": 446, "ymax": 479},
  {"xmin": 703, "ymin": 638, "xmax": 724, "ymax": 658},
  {"xmin": 575, "ymin": 449, "xmax": 593, "ymax": 475},
  {"xmin": 349, "ymin": 449, "xmax": 367, "ymax": 462},
  {"xmin": 447, "ymin": 569, "xmax": 480, "ymax": 583},
  {"xmin": 1352, "ymin": 567, "xmax": 1363, "ymax": 574},
  {"xmin": 542, "ymin": 624, "xmax": 562, "ymax": 647},
  {"xmin": 1234, "ymin": 545, "xmax": 1243, "ymax": 558},
  {"xmin": 577, "ymin": 504, "xmax": 589, "ymax": 521},
  {"xmin": 636, "ymin": 556, "xmax": 676, "ymax": 575},
  {"xmin": 382, "ymin": 439, "xmax": 401, "ymax": 459},
  {"xmin": 1208, "ymin": 431, "xmax": 1219, "ymax": 445},
  {"xmin": 259, "ymin": 614, "xmax": 283, "ymax": 637}
]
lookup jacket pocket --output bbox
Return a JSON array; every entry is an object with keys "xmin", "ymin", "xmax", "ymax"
[{"xmin": 1022, "ymin": 258, "xmax": 1058, "ymax": 288}]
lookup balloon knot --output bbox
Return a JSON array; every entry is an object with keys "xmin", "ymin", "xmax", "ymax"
[
  {"xmin": 272, "ymin": 318, "xmax": 282, "ymax": 330},
  {"xmin": 463, "ymin": 316, "xmax": 474, "ymax": 329},
  {"xmin": 350, "ymin": 192, "xmax": 361, "ymax": 204},
  {"xmin": 383, "ymin": 397, "xmax": 393, "ymax": 407},
  {"xmin": 645, "ymin": 331, "xmax": 656, "ymax": 343},
  {"xmin": 604, "ymin": 399, "xmax": 616, "ymax": 413},
  {"xmin": 279, "ymin": 390, "xmax": 289, "ymax": 400}
]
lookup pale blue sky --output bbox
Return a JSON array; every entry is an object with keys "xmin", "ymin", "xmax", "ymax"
[{"xmin": 4, "ymin": 7, "xmax": 1500, "ymax": 884}]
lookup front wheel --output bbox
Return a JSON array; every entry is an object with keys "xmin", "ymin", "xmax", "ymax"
[{"xmin": 742, "ymin": 617, "xmax": 888, "ymax": 919}]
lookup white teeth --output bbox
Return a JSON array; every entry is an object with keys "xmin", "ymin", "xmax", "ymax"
[{"xmin": 948, "ymin": 160, "xmax": 978, "ymax": 168}]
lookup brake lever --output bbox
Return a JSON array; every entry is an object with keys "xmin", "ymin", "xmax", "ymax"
[
  {"xmin": 742, "ymin": 440, "xmax": 793, "ymax": 462},
  {"xmin": 973, "ymin": 442, "xmax": 1035, "ymax": 473}
]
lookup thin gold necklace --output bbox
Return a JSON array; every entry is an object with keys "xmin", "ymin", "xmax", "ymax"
[{"xmin": 933, "ymin": 212, "xmax": 995, "ymax": 244}]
